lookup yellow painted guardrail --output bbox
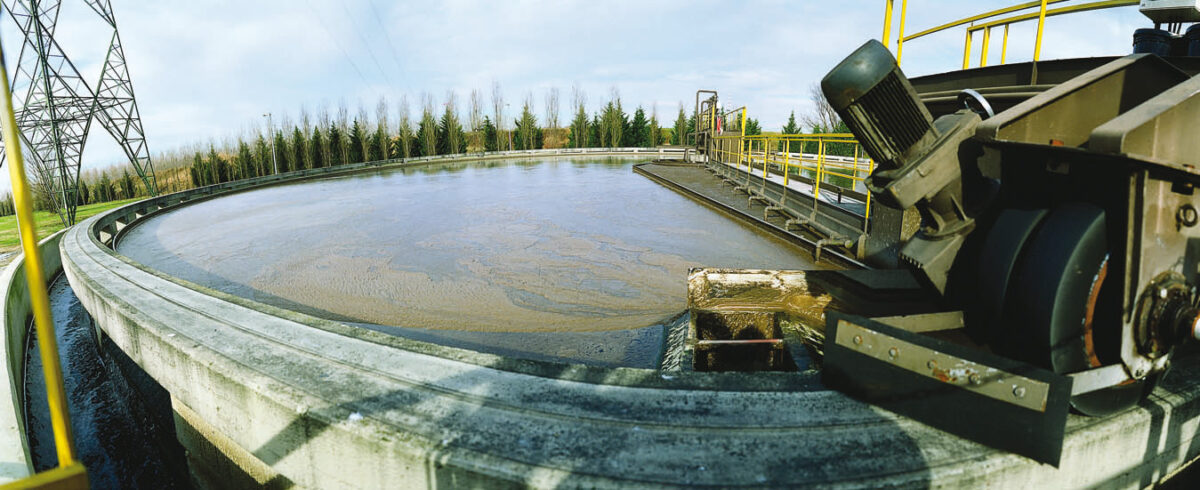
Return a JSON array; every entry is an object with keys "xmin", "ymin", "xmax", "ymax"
[
  {"xmin": 0, "ymin": 33, "xmax": 87, "ymax": 490},
  {"xmin": 883, "ymin": 0, "xmax": 1139, "ymax": 70},
  {"xmin": 709, "ymin": 129, "xmax": 875, "ymax": 222}
]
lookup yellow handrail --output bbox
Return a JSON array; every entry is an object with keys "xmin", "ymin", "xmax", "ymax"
[
  {"xmin": 0, "ymin": 31, "xmax": 86, "ymax": 489},
  {"xmin": 887, "ymin": 0, "xmax": 1138, "ymax": 69}
]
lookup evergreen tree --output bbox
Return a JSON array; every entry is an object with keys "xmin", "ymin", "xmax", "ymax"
[
  {"xmin": 368, "ymin": 126, "xmax": 387, "ymax": 161},
  {"xmin": 206, "ymin": 145, "xmax": 221, "ymax": 184},
  {"xmin": 628, "ymin": 107, "xmax": 648, "ymax": 147},
  {"xmin": 236, "ymin": 141, "xmax": 254, "ymax": 179},
  {"xmin": 120, "ymin": 169, "xmax": 136, "ymax": 199},
  {"xmin": 328, "ymin": 124, "xmax": 345, "ymax": 166},
  {"xmin": 481, "ymin": 117, "xmax": 498, "ymax": 152},
  {"xmin": 438, "ymin": 106, "xmax": 466, "ymax": 155},
  {"xmin": 291, "ymin": 127, "xmax": 307, "ymax": 170},
  {"xmin": 311, "ymin": 126, "xmax": 327, "ymax": 168},
  {"xmin": 190, "ymin": 153, "xmax": 205, "ymax": 187},
  {"xmin": 745, "ymin": 118, "xmax": 762, "ymax": 136},
  {"xmin": 273, "ymin": 131, "xmax": 291, "ymax": 173},
  {"xmin": 591, "ymin": 114, "xmax": 603, "ymax": 148},
  {"xmin": 76, "ymin": 179, "xmax": 89, "ymax": 206},
  {"xmin": 514, "ymin": 103, "xmax": 538, "ymax": 150},
  {"xmin": 782, "ymin": 111, "xmax": 800, "ymax": 152},
  {"xmin": 348, "ymin": 120, "xmax": 366, "ymax": 164},
  {"xmin": 672, "ymin": 105, "xmax": 687, "ymax": 145}
]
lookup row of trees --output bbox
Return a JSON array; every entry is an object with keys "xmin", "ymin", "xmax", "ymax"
[
  {"xmin": 3, "ymin": 83, "xmax": 847, "ymax": 217},
  {"xmin": 188, "ymin": 88, "xmax": 679, "ymax": 189}
]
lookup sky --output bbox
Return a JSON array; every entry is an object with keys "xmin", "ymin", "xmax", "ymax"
[{"xmin": 0, "ymin": 0, "xmax": 1153, "ymax": 179}]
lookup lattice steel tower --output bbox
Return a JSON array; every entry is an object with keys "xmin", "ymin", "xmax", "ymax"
[{"xmin": 1, "ymin": 0, "xmax": 157, "ymax": 226}]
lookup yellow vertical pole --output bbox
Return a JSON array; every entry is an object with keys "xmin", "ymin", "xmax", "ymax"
[
  {"xmin": 1034, "ymin": 0, "xmax": 1048, "ymax": 61},
  {"xmin": 0, "ymin": 41, "xmax": 77, "ymax": 467},
  {"xmin": 882, "ymin": 0, "xmax": 894, "ymax": 49},
  {"xmin": 1001, "ymin": 24, "xmax": 1010, "ymax": 64},
  {"xmin": 853, "ymin": 144, "xmax": 859, "ymax": 180},
  {"xmin": 896, "ymin": 0, "xmax": 909, "ymax": 65},
  {"xmin": 980, "ymin": 27, "xmax": 991, "ymax": 67},
  {"xmin": 740, "ymin": 108, "xmax": 747, "ymax": 171},
  {"xmin": 815, "ymin": 139, "xmax": 825, "ymax": 199},
  {"xmin": 763, "ymin": 139, "xmax": 769, "ymax": 178},
  {"xmin": 783, "ymin": 139, "xmax": 790, "ymax": 186},
  {"xmin": 962, "ymin": 28, "xmax": 973, "ymax": 70}
]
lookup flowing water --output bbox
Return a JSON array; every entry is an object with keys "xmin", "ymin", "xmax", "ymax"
[{"xmin": 117, "ymin": 156, "xmax": 824, "ymax": 366}]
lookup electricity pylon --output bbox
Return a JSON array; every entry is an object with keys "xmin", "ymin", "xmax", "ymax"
[{"xmin": 1, "ymin": 0, "xmax": 157, "ymax": 226}]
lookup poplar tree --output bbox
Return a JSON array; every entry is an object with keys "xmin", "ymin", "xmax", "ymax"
[
  {"xmin": 673, "ymin": 104, "xmax": 687, "ymax": 145},
  {"xmin": 417, "ymin": 100, "xmax": 438, "ymax": 156},
  {"xmin": 254, "ymin": 134, "xmax": 271, "ymax": 177},
  {"xmin": 396, "ymin": 96, "xmax": 413, "ymax": 158}
]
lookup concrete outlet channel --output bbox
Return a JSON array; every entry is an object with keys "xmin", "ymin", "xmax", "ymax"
[{"xmin": 1, "ymin": 148, "xmax": 1197, "ymax": 487}]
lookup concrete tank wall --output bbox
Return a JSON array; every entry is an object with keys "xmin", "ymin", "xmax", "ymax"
[
  {"xmin": 0, "ymin": 231, "xmax": 66, "ymax": 484},
  {"xmin": 58, "ymin": 148, "xmax": 1200, "ymax": 488}
]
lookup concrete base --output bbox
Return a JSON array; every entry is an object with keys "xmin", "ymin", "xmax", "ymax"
[{"xmin": 53, "ymin": 149, "xmax": 1200, "ymax": 488}]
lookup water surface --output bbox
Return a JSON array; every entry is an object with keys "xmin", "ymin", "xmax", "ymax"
[{"xmin": 119, "ymin": 157, "xmax": 822, "ymax": 335}]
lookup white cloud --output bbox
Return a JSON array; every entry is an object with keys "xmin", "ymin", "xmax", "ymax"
[{"xmin": 0, "ymin": 0, "xmax": 1160, "ymax": 184}]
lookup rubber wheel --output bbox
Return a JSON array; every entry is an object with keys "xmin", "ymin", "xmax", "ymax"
[{"xmin": 1000, "ymin": 203, "xmax": 1154, "ymax": 416}]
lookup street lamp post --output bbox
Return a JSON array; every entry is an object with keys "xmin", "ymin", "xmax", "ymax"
[{"xmin": 264, "ymin": 112, "xmax": 279, "ymax": 174}]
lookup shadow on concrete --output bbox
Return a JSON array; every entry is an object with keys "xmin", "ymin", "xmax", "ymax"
[{"xmin": 230, "ymin": 351, "xmax": 932, "ymax": 488}]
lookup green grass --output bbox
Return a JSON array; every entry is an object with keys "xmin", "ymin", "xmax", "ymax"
[{"xmin": 0, "ymin": 199, "xmax": 139, "ymax": 253}]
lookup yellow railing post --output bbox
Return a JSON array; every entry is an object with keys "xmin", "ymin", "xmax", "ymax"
[
  {"xmin": 853, "ymin": 144, "xmax": 860, "ymax": 182},
  {"xmin": 740, "ymin": 108, "xmax": 747, "ymax": 171},
  {"xmin": 962, "ymin": 28, "xmax": 973, "ymax": 69},
  {"xmin": 896, "ymin": 0, "xmax": 909, "ymax": 64},
  {"xmin": 1001, "ymin": 24, "xmax": 1010, "ymax": 64},
  {"xmin": 763, "ymin": 139, "xmax": 769, "ymax": 179},
  {"xmin": 1034, "ymin": 0, "xmax": 1048, "ymax": 61},
  {"xmin": 980, "ymin": 26, "xmax": 991, "ymax": 67},
  {"xmin": 783, "ymin": 139, "xmax": 790, "ymax": 186},
  {"xmin": 882, "ymin": 0, "xmax": 894, "ymax": 49},
  {"xmin": 815, "ymin": 139, "xmax": 825, "ymax": 199},
  {"xmin": 0, "ymin": 38, "xmax": 78, "ymax": 469}
]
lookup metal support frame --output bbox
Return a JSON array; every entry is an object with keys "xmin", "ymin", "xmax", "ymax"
[{"xmin": 0, "ymin": 0, "xmax": 158, "ymax": 226}]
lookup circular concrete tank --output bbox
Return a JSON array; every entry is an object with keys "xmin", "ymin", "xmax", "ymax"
[
  {"xmin": 60, "ymin": 149, "xmax": 1200, "ymax": 488},
  {"xmin": 114, "ymin": 154, "xmax": 824, "ymax": 368}
]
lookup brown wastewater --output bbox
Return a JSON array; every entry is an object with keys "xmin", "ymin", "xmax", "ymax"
[{"xmin": 117, "ymin": 156, "xmax": 824, "ymax": 367}]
